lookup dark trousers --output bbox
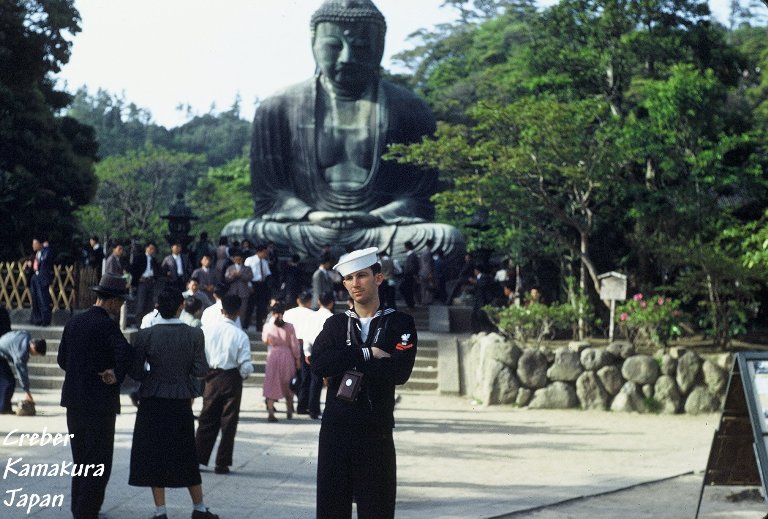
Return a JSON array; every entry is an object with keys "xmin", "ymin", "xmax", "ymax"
[
  {"xmin": 317, "ymin": 425, "xmax": 396, "ymax": 519},
  {"xmin": 297, "ymin": 352, "xmax": 322, "ymax": 416},
  {"xmin": 134, "ymin": 279, "xmax": 156, "ymax": 322},
  {"xmin": 0, "ymin": 358, "xmax": 15, "ymax": 413},
  {"xmin": 30, "ymin": 274, "xmax": 52, "ymax": 325},
  {"xmin": 195, "ymin": 368, "xmax": 243, "ymax": 468},
  {"xmin": 244, "ymin": 281, "xmax": 269, "ymax": 330},
  {"xmin": 398, "ymin": 275, "xmax": 416, "ymax": 309},
  {"xmin": 66, "ymin": 410, "xmax": 116, "ymax": 519}
]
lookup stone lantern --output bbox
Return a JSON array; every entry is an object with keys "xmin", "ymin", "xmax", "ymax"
[{"xmin": 161, "ymin": 193, "xmax": 198, "ymax": 252}]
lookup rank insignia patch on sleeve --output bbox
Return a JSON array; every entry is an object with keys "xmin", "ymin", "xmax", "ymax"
[{"xmin": 396, "ymin": 333, "xmax": 413, "ymax": 351}]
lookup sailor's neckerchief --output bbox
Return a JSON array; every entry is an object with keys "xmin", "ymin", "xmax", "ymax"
[{"xmin": 345, "ymin": 307, "xmax": 396, "ymax": 361}]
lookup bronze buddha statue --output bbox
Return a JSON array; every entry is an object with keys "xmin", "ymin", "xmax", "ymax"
[{"xmin": 223, "ymin": 0, "xmax": 464, "ymax": 263}]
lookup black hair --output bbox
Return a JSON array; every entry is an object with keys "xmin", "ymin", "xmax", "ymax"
[
  {"xmin": 213, "ymin": 283, "xmax": 229, "ymax": 298},
  {"xmin": 270, "ymin": 302, "xmax": 287, "ymax": 327},
  {"xmin": 190, "ymin": 275, "xmax": 201, "ymax": 284},
  {"xmin": 370, "ymin": 262, "xmax": 382, "ymax": 275},
  {"xmin": 404, "ymin": 241, "xmax": 414, "ymax": 250},
  {"xmin": 298, "ymin": 291, "xmax": 313, "ymax": 304},
  {"xmin": 31, "ymin": 338, "xmax": 47, "ymax": 356},
  {"xmin": 319, "ymin": 291, "xmax": 335, "ymax": 307},
  {"xmin": 218, "ymin": 236, "xmax": 228, "ymax": 246},
  {"xmin": 184, "ymin": 297, "xmax": 203, "ymax": 315},
  {"xmin": 144, "ymin": 241, "xmax": 157, "ymax": 249},
  {"xmin": 157, "ymin": 287, "xmax": 184, "ymax": 319},
  {"xmin": 221, "ymin": 295, "xmax": 241, "ymax": 315}
]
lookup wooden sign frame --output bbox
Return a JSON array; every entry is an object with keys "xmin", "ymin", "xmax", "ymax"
[{"xmin": 696, "ymin": 352, "xmax": 768, "ymax": 517}]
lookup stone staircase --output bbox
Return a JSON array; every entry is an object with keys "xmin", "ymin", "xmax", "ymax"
[{"xmin": 20, "ymin": 305, "xmax": 439, "ymax": 392}]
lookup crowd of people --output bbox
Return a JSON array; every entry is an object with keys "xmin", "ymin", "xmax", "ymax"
[
  {"xmin": 0, "ymin": 241, "xmax": 421, "ymax": 519},
  {"xmin": 2, "ymin": 230, "xmax": 537, "ymax": 519}
]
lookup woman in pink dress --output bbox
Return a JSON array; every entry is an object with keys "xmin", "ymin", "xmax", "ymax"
[{"xmin": 261, "ymin": 302, "xmax": 300, "ymax": 422}]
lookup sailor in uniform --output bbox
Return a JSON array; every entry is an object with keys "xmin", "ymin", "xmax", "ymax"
[{"xmin": 311, "ymin": 247, "xmax": 417, "ymax": 519}]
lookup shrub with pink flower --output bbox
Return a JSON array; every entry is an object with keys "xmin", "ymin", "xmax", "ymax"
[{"xmin": 616, "ymin": 293, "xmax": 684, "ymax": 349}]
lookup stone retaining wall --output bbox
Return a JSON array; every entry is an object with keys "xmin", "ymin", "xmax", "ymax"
[{"xmin": 461, "ymin": 333, "xmax": 732, "ymax": 414}]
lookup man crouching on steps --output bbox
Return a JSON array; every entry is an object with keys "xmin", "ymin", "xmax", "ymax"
[{"xmin": 311, "ymin": 247, "xmax": 417, "ymax": 519}]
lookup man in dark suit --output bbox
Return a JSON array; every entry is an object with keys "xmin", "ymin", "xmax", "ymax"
[
  {"xmin": 58, "ymin": 274, "xmax": 132, "ymax": 519},
  {"xmin": 224, "ymin": 248, "xmax": 254, "ymax": 328},
  {"xmin": 130, "ymin": 241, "xmax": 160, "ymax": 323},
  {"xmin": 161, "ymin": 240, "xmax": 190, "ymax": 291},
  {"xmin": 27, "ymin": 237, "xmax": 54, "ymax": 326},
  {"xmin": 104, "ymin": 241, "xmax": 125, "ymax": 276},
  {"xmin": 471, "ymin": 263, "xmax": 500, "ymax": 333},
  {"xmin": 87, "ymin": 236, "xmax": 105, "ymax": 276}
]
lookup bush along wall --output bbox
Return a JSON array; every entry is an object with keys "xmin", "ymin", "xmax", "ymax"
[{"xmin": 462, "ymin": 333, "xmax": 732, "ymax": 414}]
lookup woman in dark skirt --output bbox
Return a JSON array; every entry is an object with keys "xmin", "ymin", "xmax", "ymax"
[{"xmin": 129, "ymin": 287, "xmax": 218, "ymax": 519}]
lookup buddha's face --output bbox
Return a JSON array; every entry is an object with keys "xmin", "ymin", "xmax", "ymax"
[{"xmin": 313, "ymin": 21, "xmax": 382, "ymax": 96}]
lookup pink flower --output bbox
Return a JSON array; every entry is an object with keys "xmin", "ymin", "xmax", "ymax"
[
  {"xmin": 657, "ymin": 297, "xmax": 665, "ymax": 305},
  {"xmin": 640, "ymin": 301, "xmax": 647, "ymax": 308},
  {"xmin": 633, "ymin": 293, "xmax": 643, "ymax": 301},
  {"xmin": 620, "ymin": 312, "xmax": 629, "ymax": 321}
]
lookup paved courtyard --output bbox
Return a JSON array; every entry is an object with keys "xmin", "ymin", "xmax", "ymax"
[{"xmin": 1, "ymin": 387, "xmax": 766, "ymax": 518}]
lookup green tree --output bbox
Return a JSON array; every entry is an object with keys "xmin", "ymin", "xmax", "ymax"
[
  {"xmin": 77, "ymin": 146, "xmax": 206, "ymax": 243},
  {"xmin": 189, "ymin": 155, "xmax": 252, "ymax": 239},
  {"xmin": 168, "ymin": 98, "xmax": 251, "ymax": 167},
  {"xmin": 0, "ymin": 0, "xmax": 98, "ymax": 260},
  {"xmin": 389, "ymin": 96, "xmax": 620, "ymax": 338},
  {"xmin": 67, "ymin": 87, "xmax": 251, "ymax": 168},
  {"xmin": 67, "ymin": 87, "xmax": 172, "ymax": 158}
]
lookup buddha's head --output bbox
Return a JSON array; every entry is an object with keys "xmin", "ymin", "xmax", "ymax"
[{"xmin": 311, "ymin": 0, "xmax": 386, "ymax": 97}]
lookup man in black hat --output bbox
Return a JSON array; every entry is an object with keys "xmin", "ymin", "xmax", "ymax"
[{"xmin": 57, "ymin": 273, "xmax": 132, "ymax": 519}]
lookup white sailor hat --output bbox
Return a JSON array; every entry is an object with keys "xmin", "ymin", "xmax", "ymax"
[{"xmin": 333, "ymin": 247, "xmax": 380, "ymax": 277}]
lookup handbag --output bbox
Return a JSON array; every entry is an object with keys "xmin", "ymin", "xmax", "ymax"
[
  {"xmin": 289, "ymin": 369, "xmax": 301, "ymax": 393},
  {"xmin": 15, "ymin": 400, "xmax": 36, "ymax": 416}
]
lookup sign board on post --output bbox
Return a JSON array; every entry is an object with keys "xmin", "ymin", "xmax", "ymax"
[
  {"xmin": 598, "ymin": 271, "xmax": 627, "ymax": 301},
  {"xmin": 598, "ymin": 271, "xmax": 627, "ymax": 342},
  {"xmin": 696, "ymin": 352, "xmax": 768, "ymax": 518}
]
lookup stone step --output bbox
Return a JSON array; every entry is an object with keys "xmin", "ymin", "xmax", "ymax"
[
  {"xmin": 402, "ymin": 378, "xmax": 438, "ymax": 391},
  {"xmin": 20, "ymin": 310, "xmax": 443, "ymax": 392}
]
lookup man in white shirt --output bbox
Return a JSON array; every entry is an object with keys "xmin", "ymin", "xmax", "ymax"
[
  {"xmin": 302, "ymin": 291, "xmax": 335, "ymax": 419},
  {"xmin": 283, "ymin": 291, "xmax": 318, "ymax": 417},
  {"xmin": 201, "ymin": 284, "xmax": 241, "ymax": 330},
  {"xmin": 195, "ymin": 295, "xmax": 254, "ymax": 475},
  {"xmin": 243, "ymin": 244, "xmax": 271, "ymax": 331}
]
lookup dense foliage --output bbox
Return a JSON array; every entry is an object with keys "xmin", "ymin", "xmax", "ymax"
[
  {"xmin": 0, "ymin": 0, "xmax": 98, "ymax": 261},
  {"xmin": 387, "ymin": 0, "xmax": 768, "ymax": 344}
]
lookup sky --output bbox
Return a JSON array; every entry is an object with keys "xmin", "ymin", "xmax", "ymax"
[{"xmin": 56, "ymin": 0, "xmax": 751, "ymax": 129}]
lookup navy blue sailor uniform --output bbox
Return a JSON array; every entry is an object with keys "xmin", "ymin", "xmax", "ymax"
[{"xmin": 311, "ymin": 306, "xmax": 417, "ymax": 519}]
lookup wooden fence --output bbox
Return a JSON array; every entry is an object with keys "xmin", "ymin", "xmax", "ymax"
[{"xmin": 0, "ymin": 262, "xmax": 100, "ymax": 311}]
